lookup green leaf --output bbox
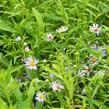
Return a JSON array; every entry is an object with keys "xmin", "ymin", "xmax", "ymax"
[
  {"xmin": 35, "ymin": 101, "xmax": 43, "ymax": 109},
  {"xmin": 0, "ymin": 20, "xmax": 15, "ymax": 32},
  {"xmin": 0, "ymin": 97, "xmax": 8, "ymax": 109},
  {"xmin": 32, "ymin": 8, "xmax": 44, "ymax": 35},
  {"xmin": 78, "ymin": 38, "xmax": 98, "ymax": 56},
  {"xmin": 85, "ymin": 8, "xmax": 96, "ymax": 16}
]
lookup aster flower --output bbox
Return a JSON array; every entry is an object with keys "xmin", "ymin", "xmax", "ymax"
[
  {"xmin": 24, "ymin": 56, "xmax": 38, "ymax": 70},
  {"xmin": 16, "ymin": 36, "xmax": 21, "ymax": 41},
  {"xmin": 102, "ymin": 47, "xmax": 107, "ymax": 58},
  {"xmin": 89, "ymin": 56, "xmax": 98, "ymax": 67},
  {"xmin": 83, "ymin": 65, "xmax": 92, "ymax": 74},
  {"xmin": 35, "ymin": 92, "xmax": 46, "ymax": 103},
  {"xmin": 51, "ymin": 81, "xmax": 64, "ymax": 92},
  {"xmin": 90, "ymin": 44, "xmax": 99, "ymax": 51},
  {"xmin": 78, "ymin": 66, "xmax": 92, "ymax": 77},
  {"xmin": 46, "ymin": 33, "xmax": 54, "ymax": 41},
  {"xmin": 56, "ymin": 26, "xmax": 68, "ymax": 33},
  {"xmin": 89, "ymin": 24, "xmax": 101, "ymax": 35},
  {"xmin": 78, "ymin": 70, "xmax": 86, "ymax": 77},
  {"xmin": 24, "ymin": 46, "xmax": 30, "ymax": 52}
]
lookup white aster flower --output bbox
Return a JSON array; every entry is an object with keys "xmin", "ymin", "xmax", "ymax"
[
  {"xmin": 89, "ymin": 24, "xmax": 101, "ymax": 35},
  {"xmin": 24, "ymin": 56, "xmax": 38, "ymax": 70},
  {"xmin": 46, "ymin": 33, "xmax": 54, "ymax": 41},
  {"xmin": 16, "ymin": 36, "xmax": 21, "ymax": 41},
  {"xmin": 78, "ymin": 70, "xmax": 85, "ymax": 77},
  {"xmin": 24, "ymin": 46, "xmax": 30, "ymax": 52},
  {"xmin": 51, "ymin": 81, "xmax": 64, "ymax": 92},
  {"xmin": 56, "ymin": 26, "xmax": 68, "ymax": 33},
  {"xmin": 35, "ymin": 92, "xmax": 46, "ymax": 103},
  {"xmin": 84, "ymin": 65, "xmax": 92, "ymax": 74}
]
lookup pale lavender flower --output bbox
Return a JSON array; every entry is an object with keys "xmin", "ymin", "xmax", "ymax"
[
  {"xmin": 35, "ymin": 92, "xmax": 46, "ymax": 103},
  {"xmin": 24, "ymin": 56, "xmax": 38, "ymax": 70},
  {"xmin": 90, "ymin": 44, "xmax": 99, "ymax": 51},
  {"xmin": 102, "ymin": 47, "xmax": 107, "ymax": 58},
  {"xmin": 51, "ymin": 81, "xmax": 64, "ymax": 92}
]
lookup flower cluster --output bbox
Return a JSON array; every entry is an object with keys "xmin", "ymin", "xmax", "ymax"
[
  {"xmin": 78, "ymin": 65, "xmax": 92, "ymax": 77},
  {"xmin": 19, "ymin": 23, "xmax": 104, "ymax": 105},
  {"xmin": 78, "ymin": 56, "xmax": 99, "ymax": 77},
  {"xmin": 35, "ymin": 81, "xmax": 64, "ymax": 103},
  {"xmin": 45, "ymin": 25, "xmax": 68, "ymax": 41}
]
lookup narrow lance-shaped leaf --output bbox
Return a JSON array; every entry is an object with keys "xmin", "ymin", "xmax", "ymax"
[
  {"xmin": 32, "ymin": 8, "xmax": 44, "ymax": 35},
  {"xmin": 0, "ymin": 20, "xmax": 15, "ymax": 33}
]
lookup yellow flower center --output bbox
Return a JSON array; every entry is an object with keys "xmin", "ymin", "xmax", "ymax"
[
  {"xmin": 85, "ymin": 67, "xmax": 91, "ymax": 73},
  {"xmin": 39, "ymin": 94, "xmax": 44, "ymax": 99},
  {"xmin": 30, "ymin": 59, "xmax": 35, "ymax": 67},
  {"xmin": 92, "ymin": 57, "xmax": 96, "ymax": 63}
]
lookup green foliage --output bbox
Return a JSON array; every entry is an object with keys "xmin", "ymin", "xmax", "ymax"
[{"xmin": 0, "ymin": 0, "xmax": 109, "ymax": 109}]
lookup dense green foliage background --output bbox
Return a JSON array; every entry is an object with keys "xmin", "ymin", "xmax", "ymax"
[{"xmin": 0, "ymin": 0, "xmax": 109, "ymax": 109}]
